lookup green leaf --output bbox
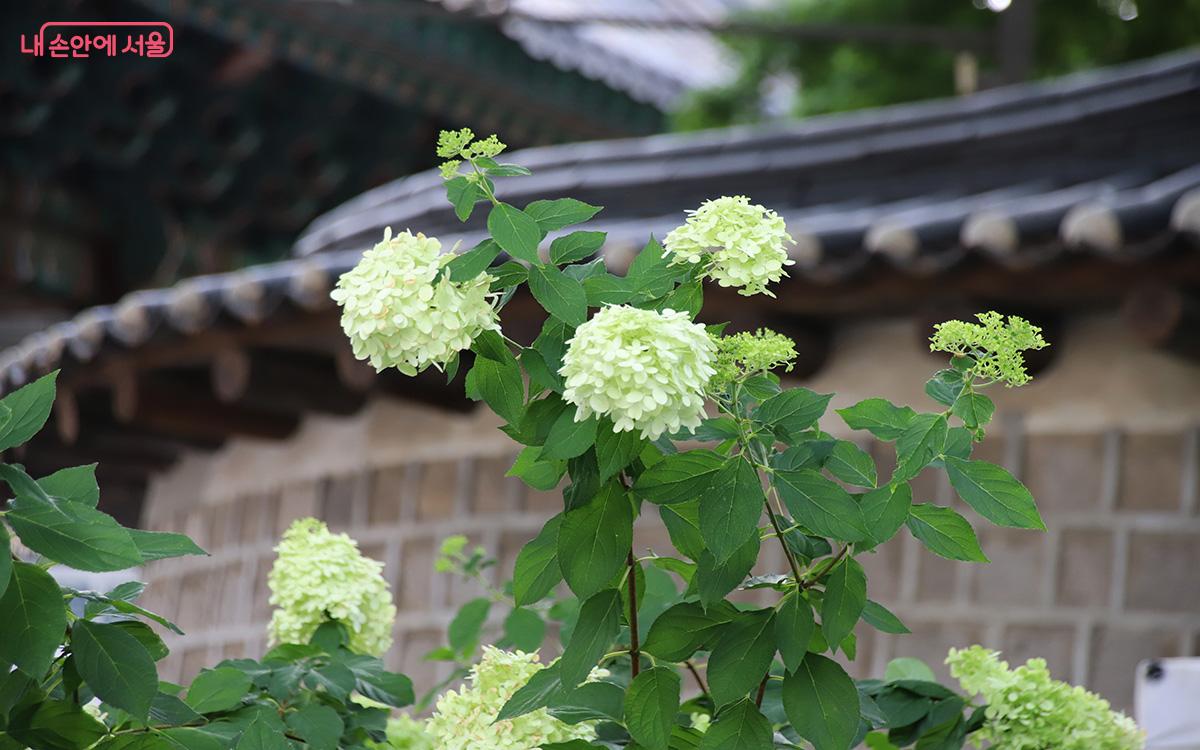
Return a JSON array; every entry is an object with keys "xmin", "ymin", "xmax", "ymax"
[
  {"xmin": 700, "ymin": 458, "xmax": 765, "ymax": 565},
  {"xmin": 643, "ymin": 602, "xmax": 736, "ymax": 662},
  {"xmin": 893, "ymin": 414, "xmax": 947, "ymax": 482},
  {"xmin": 776, "ymin": 591, "xmax": 815, "ymax": 672},
  {"xmin": 149, "ymin": 691, "xmax": 203, "ymax": 726},
  {"xmin": 115, "ymin": 621, "xmax": 168, "ymax": 661},
  {"xmin": 698, "ymin": 699, "xmax": 773, "ymax": 750},
  {"xmin": 583, "ymin": 273, "xmax": 638, "ymax": 306},
  {"xmin": 344, "ymin": 658, "xmax": 413, "ymax": 708},
  {"xmin": 0, "ymin": 371, "xmax": 57, "ymax": 452},
  {"xmin": 525, "ymin": 198, "xmax": 602, "ymax": 233},
  {"xmin": 783, "ymin": 653, "xmax": 861, "ymax": 750},
  {"xmin": 285, "ymin": 704, "xmax": 343, "ymax": 750},
  {"xmin": 951, "ymin": 392, "xmax": 994, "ymax": 429},
  {"xmin": 497, "ymin": 665, "xmax": 563, "ymax": 721},
  {"xmin": 445, "ymin": 176, "xmax": 483, "ymax": 222},
  {"xmin": 708, "ymin": 609, "xmax": 776, "ymax": 708},
  {"xmin": 129, "ymin": 529, "xmax": 207, "ymax": 562},
  {"xmin": 185, "ymin": 667, "xmax": 251, "ymax": 714},
  {"xmin": 488, "ymin": 202, "xmax": 542, "ymax": 263},
  {"xmin": 660, "ymin": 502, "xmax": 705, "ymax": 561},
  {"xmin": 559, "ymin": 589, "xmax": 621, "ymax": 688},
  {"xmin": 549, "ymin": 680, "xmax": 625, "ymax": 725},
  {"xmin": 625, "ymin": 667, "xmax": 680, "ymax": 750},
  {"xmin": 558, "ymin": 482, "xmax": 632, "ymax": 599},
  {"xmin": 696, "ymin": 534, "xmax": 759, "ymax": 608},
  {"xmin": 825, "ymin": 441, "xmax": 877, "ymax": 488},
  {"xmin": 862, "ymin": 600, "xmax": 909, "ymax": 634},
  {"xmin": 860, "ymin": 483, "xmax": 912, "ymax": 547},
  {"xmin": 529, "ymin": 264, "xmax": 589, "ymax": 327},
  {"xmin": 633, "ymin": 450, "xmax": 725, "ymax": 505},
  {"xmin": 1, "ymin": 464, "xmax": 143, "ymax": 572},
  {"xmin": 0, "ymin": 561, "xmax": 67, "ymax": 677},
  {"xmin": 906, "ymin": 504, "xmax": 988, "ymax": 562},
  {"xmin": 944, "ymin": 457, "xmax": 1045, "ymax": 530},
  {"xmin": 514, "ymin": 515, "xmax": 564, "ymax": 606},
  {"xmin": 551, "ymin": 230, "xmax": 607, "ymax": 265},
  {"xmin": 835, "ymin": 399, "xmax": 916, "ymax": 441},
  {"xmin": 542, "ymin": 410, "xmax": 599, "ymax": 460},
  {"xmin": 754, "ymin": 388, "xmax": 833, "ymax": 438},
  {"xmin": 924, "ymin": 369, "xmax": 965, "ymax": 407},
  {"xmin": 508, "ymin": 446, "xmax": 566, "ymax": 491},
  {"xmin": 503, "ymin": 607, "xmax": 546, "ymax": 652},
  {"xmin": 596, "ymin": 424, "xmax": 645, "ymax": 481},
  {"xmin": 6, "ymin": 699, "xmax": 106, "ymax": 750},
  {"xmin": 884, "ymin": 657, "xmax": 936, "ymax": 683},
  {"xmin": 0, "ymin": 525, "xmax": 10, "ymax": 601},
  {"xmin": 71, "ymin": 620, "xmax": 157, "ymax": 721},
  {"xmin": 490, "ymin": 260, "xmax": 529, "ymax": 288},
  {"xmin": 447, "ymin": 239, "xmax": 502, "ymax": 282},
  {"xmin": 654, "ymin": 280, "xmax": 704, "ymax": 318},
  {"xmin": 625, "ymin": 237, "xmax": 682, "ymax": 298},
  {"xmin": 37, "ymin": 464, "xmax": 99, "ymax": 506},
  {"xmin": 821, "ymin": 559, "xmax": 866, "ymax": 652},
  {"xmin": 468, "ymin": 355, "xmax": 525, "ymax": 425},
  {"xmin": 448, "ymin": 597, "xmax": 491, "ymax": 655},
  {"xmin": 236, "ymin": 716, "xmax": 287, "ymax": 750},
  {"xmin": 772, "ymin": 469, "xmax": 870, "ymax": 542}
]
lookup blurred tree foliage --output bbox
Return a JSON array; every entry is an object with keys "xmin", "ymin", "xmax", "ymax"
[{"xmin": 673, "ymin": 0, "xmax": 1200, "ymax": 129}]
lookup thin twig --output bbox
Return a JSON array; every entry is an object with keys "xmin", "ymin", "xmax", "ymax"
[
  {"xmin": 685, "ymin": 660, "xmax": 709, "ymax": 697},
  {"xmin": 626, "ymin": 549, "xmax": 640, "ymax": 678}
]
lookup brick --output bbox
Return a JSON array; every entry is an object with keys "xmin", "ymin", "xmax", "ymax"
[
  {"xmin": 1056, "ymin": 528, "xmax": 1113, "ymax": 607},
  {"xmin": 322, "ymin": 474, "xmax": 361, "ymax": 530},
  {"xmin": 417, "ymin": 461, "xmax": 458, "ymax": 520},
  {"xmin": 1119, "ymin": 432, "xmax": 1183, "ymax": 512},
  {"xmin": 891, "ymin": 620, "xmax": 985, "ymax": 684},
  {"xmin": 399, "ymin": 537, "xmax": 435, "ymax": 611},
  {"xmin": 1024, "ymin": 433, "xmax": 1106, "ymax": 513},
  {"xmin": 1090, "ymin": 626, "xmax": 1183, "ymax": 710},
  {"xmin": 473, "ymin": 455, "xmax": 518, "ymax": 514},
  {"xmin": 971, "ymin": 528, "xmax": 1046, "ymax": 606},
  {"xmin": 1126, "ymin": 531, "xmax": 1200, "ymax": 613},
  {"xmin": 1001, "ymin": 624, "xmax": 1076, "ymax": 680},
  {"xmin": 858, "ymin": 538, "xmax": 905, "ymax": 603},
  {"xmin": 368, "ymin": 465, "xmax": 408, "ymax": 525}
]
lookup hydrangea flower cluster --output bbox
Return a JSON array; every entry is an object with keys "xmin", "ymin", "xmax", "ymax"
[
  {"xmin": 425, "ymin": 647, "xmax": 599, "ymax": 750},
  {"xmin": 560, "ymin": 305, "xmax": 717, "ymax": 440},
  {"xmin": 331, "ymin": 228, "xmax": 499, "ymax": 375},
  {"xmin": 709, "ymin": 328, "xmax": 798, "ymax": 391},
  {"xmin": 929, "ymin": 312, "xmax": 1048, "ymax": 387},
  {"xmin": 663, "ymin": 195, "xmax": 794, "ymax": 296},
  {"xmin": 267, "ymin": 518, "xmax": 396, "ymax": 657},
  {"xmin": 377, "ymin": 714, "xmax": 434, "ymax": 750},
  {"xmin": 947, "ymin": 646, "xmax": 1143, "ymax": 750},
  {"xmin": 437, "ymin": 128, "xmax": 506, "ymax": 180}
]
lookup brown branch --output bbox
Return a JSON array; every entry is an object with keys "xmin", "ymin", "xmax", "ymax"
[
  {"xmin": 686, "ymin": 661, "xmax": 709, "ymax": 697},
  {"xmin": 755, "ymin": 673, "xmax": 769, "ymax": 707},
  {"xmin": 627, "ymin": 549, "xmax": 640, "ymax": 678}
]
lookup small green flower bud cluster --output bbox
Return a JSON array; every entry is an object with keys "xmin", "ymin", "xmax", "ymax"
[
  {"xmin": 929, "ymin": 312, "xmax": 1048, "ymax": 386},
  {"xmin": 437, "ymin": 128, "xmax": 506, "ymax": 182},
  {"xmin": 267, "ymin": 518, "xmax": 396, "ymax": 657},
  {"xmin": 709, "ymin": 328, "xmax": 798, "ymax": 391},
  {"xmin": 664, "ymin": 195, "xmax": 794, "ymax": 296},
  {"xmin": 947, "ymin": 646, "xmax": 1143, "ymax": 750},
  {"xmin": 331, "ymin": 228, "xmax": 499, "ymax": 375},
  {"xmin": 560, "ymin": 305, "xmax": 717, "ymax": 440}
]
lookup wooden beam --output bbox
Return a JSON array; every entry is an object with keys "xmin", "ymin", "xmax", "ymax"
[
  {"xmin": 212, "ymin": 348, "xmax": 367, "ymax": 416},
  {"xmin": 112, "ymin": 376, "xmax": 300, "ymax": 442},
  {"xmin": 1122, "ymin": 282, "xmax": 1200, "ymax": 361}
]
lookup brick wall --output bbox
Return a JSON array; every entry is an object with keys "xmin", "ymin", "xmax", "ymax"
[{"xmin": 139, "ymin": 314, "xmax": 1200, "ymax": 711}]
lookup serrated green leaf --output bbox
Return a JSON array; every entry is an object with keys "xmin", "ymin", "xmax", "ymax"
[
  {"xmin": 6, "ymin": 698, "xmax": 106, "ymax": 750},
  {"xmin": 448, "ymin": 597, "xmax": 490, "ymax": 655},
  {"xmin": 905, "ymin": 504, "xmax": 988, "ymax": 562},
  {"xmin": 468, "ymin": 354, "xmax": 525, "ymax": 425},
  {"xmin": 825, "ymin": 441, "xmax": 877, "ymax": 488},
  {"xmin": 924, "ymin": 369, "xmax": 965, "ymax": 407},
  {"xmin": 72, "ymin": 620, "xmax": 157, "ymax": 721},
  {"xmin": 860, "ymin": 483, "xmax": 912, "ymax": 547},
  {"xmin": 821, "ymin": 559, "xmax": 866, "ymax": 652},
  {"xmin": 884, "ymin": 657, "xmax": 936, "ymax": 683},
  {"xmin": 514, "ymin": 515, "xmax": 563, "ymax": 606},
  {"xmin": 558, "ymin": 483, "xmax": 632, "ymax": 599},
  {"xmin": 862, "ymin": 600, "xmax": 909, "ymax": 634},
  {"xmin": 708, "ymin": 609, "xmax": 776, "ymax": 708},
  {"xmin": 542, "ymin": 409, "xmax": 599, "ymax": 460},
  {"xmin": 549, "ymin": 679, "xmax": 625, "ymax": 725},
  {"xmin": 0, "ymin": 561, "xmax": 67, "ymax": 678},
  {"xmin": 633, "ymin": 450, "xmax": 725, "ymax": 505},
  {"xmin": 893, "ymin": 414, "xmax": 947, "ymax": 482},
  {"xmin": 944, "ymin": 457, "xmax": 1045, "ymax": 530},
  {"xmin": 835, "ymin": 399, "xmax": 916, "ymax": 441},
  {"xmin": 595, "ymin": 422, "xmax": 645, "ymax": 482},
  {"xmin": 951, "ymin": 392, "xmax": 994, "ymax": 429},
  {"xmin": 700, "ymin": 458, "xmax": 764, "ymax": 565},
  {"xmin": 754, "ymin": 388, "xmax": 833, "ymax": 438},
  {"xmin": 37, "ymin": 464, "xmax": 99, "ymax": 506},
  {"xmin": 185, "ymin": 667, "xmax": 251, "ymax": 714},
  {"xmin": 129, "ymin": 529, "xmax": 207, "ymax": 562},
  {"xmin": 783, "ymin": 653, "xmax": 860, "ymax": 750},
  {"xmin": 776, "ymin": 591, "xmax": 815, "ymax": 672},
  {"xmin": 445, "ymin": 176, "xmax": 482, "ymax": 222},
  {"xmin": 625, "ymin": 237, "xmax": 683, "ymax": 298},
  {"xmin": 503, "ymin": 607, "xmax": 546, "ymax": 652},
  {"xmin": 696, "ymin": 534, "xmax": 759, "ymax": 609},
  {"xmin": 488, "ymin": 203, "xmax": 542, "ymax": 263},
  {"xmin": 625, "ymin": 667, "xmax": 680, "ymax": 750},
  {"xmin": 559, "ymin": 589, "xmax": 621, "ymax": 688},
  {"xmin": 583, "ymin": 273, "xmax": 638, "ymax": 306},
  {"xmin": 698, "ymin": 699, "xmax": 773, "ymax": 750},
  {"xmin": 529, "ymin": 264, "xmax": 589, "ymax": 327},
  {"xmin": 551, "ymin": 231, "xmax": 607, "ymax": 265},
  {"xmin": 0, "ymin": 371, "xmax": 57, "ymax": 452},
  {"xmin": 497, "ymin": 664, "xmax": 562, "ymax": 721},
  {"xmin": 772, "ymin": 469, "xmax": 870, "ymax": 542},
  {"xmin": 642, "ymin": 602, "xmax": 736, "ymax": 662},
  {"xmin": 285, "ymin": 703, "xmax": 343, "ymax": 750},
  {"xmin": 659, "ymin": 502, "xmax": 704, "ymax": 562},
  {"xmin": 525, "ymin": 198, "xmax": 602, "ymax": 233}
]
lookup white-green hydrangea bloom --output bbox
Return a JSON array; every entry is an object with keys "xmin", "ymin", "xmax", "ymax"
[
  {"xmin": 426, "ymin": 647, "xmax": 600, "ymax": 750},
  {"xmin": 947, "ymin": 646, "xmax": 1144, "ymax": 750},
  {"xmin": 375, "ymin": 714, "xmax": 434, "ymax": 750},
  {"xmin": 267, "ymin": 518, "xmax": 396, "ymax": 657},
  {"xmin": 663, "ymin": 195, "xmax": 794, "ymax": 296},
  {"xmin": 560, "ymin": 305, "xmax": 717, "ymax": 440},
  {"xmin": 331, "ymin": 228, "xmax": 499, "ymax": 375}
]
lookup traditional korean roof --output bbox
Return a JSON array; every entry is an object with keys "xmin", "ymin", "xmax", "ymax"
[{"xmin": 3, "ymin": 51, "xmax": 1198, "ymax": 518}]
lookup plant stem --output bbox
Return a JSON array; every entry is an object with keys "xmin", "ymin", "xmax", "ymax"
[
  {"xmin": 755, "ymin": 673, "xmax": 768, "ymax": 707},
  {"xmin": 764, "ymin": 498, "xmax": 804, "ymax": 585},
  {"xmin": 685, "ymin": 661, "xmax": 709, "ymax": 697},
  {"xmin": 626, "ymin": 549, "xmax": 640, "ymax": 678}
]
